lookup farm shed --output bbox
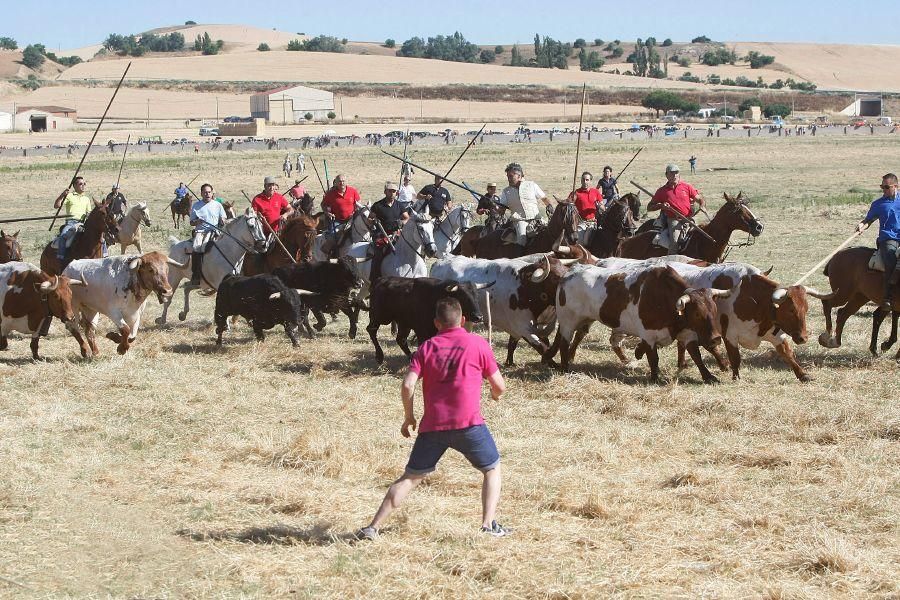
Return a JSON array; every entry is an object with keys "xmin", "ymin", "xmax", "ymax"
[{"xmin": 250, "ymin": 85, "xmax": 334, "ymax": 123}]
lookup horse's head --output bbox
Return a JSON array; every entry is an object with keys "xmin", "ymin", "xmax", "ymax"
[
  {"xmin": 239, "ymin": 207, "xmax": 269, "ymax": 252},
  {"xmin": 720, "ymin": 192, "xmax": 764, "ymax": 237},
  {"xmin": 410, "ymin": 210, "xmax": 437, "ymax": 258},
  {"xmin": 549, "ymin": 200, "xmax": 581, "ymax": 245},
  {"xmin": 598, "ymin": 197, "xmax": 630, "ymax": 234},
  {"xmin": 87, "ymin": 203, "xmax": 111, "ymax": 233},
  {"xmin": 134, "ymin": 202, "xmax": 152, "ymax": 228},
  {"xmin": 457, "ymin": 204, "xmax": 472, "ymax": 233},
  {"xmin": 282, "ymin": 214, "xmax": 318, "ymax": 262},
  {"xmin": 0, "ymin": 230, "xmax": 22, "ymax": 262}
]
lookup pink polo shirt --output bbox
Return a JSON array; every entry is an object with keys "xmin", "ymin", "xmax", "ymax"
[{"xmin": 409, "ymin": 327, "xmax": 498, "ymax": 433}]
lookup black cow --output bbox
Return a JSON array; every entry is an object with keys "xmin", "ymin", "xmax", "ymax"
[
  {"xmin": 367, "ymin": 276, "xmax": 488, "ymax": 363},
  {"xmin": 272, "ymin": 256, "xmax": 364, "ymax": 337},
  {"xmin": 214, "ymin": 274, "xmax": 314, "ymax": 346}
]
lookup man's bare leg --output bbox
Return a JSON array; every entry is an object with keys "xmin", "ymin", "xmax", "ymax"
[
  {"xmin": 481, "ymin": 465, "xmax": 502, "ymax": 529},
  {"xmin": 368, "ymin": 473, "xmax": 426, "ymax": 530}
]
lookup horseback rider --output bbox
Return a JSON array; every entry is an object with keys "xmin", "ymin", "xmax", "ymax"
[
  {"xmin": 397, "ymin": 174, "xmax": 417, "ymax": 211},
  {"xmin": 569, "ymin": 171, "xmax": 603, "ymax": 222},
  {"xmin": 368, "ymin": 182, "xmax": 410, "ymax": 282},
  {"xmin": 252, "ymin": 176, "xmax": 294, "ymax": 233},
  {"xmin": 417, "ymin": 174, "xmax": 452, "ymax": 219},
  {"xmin": 53, "ymin": 176, "xmax": 99, "ymax": 264},
  {"xmin": 105, "ymin": 183, "xmax": 127, "ymax": 223},
  {"xmin": 597, "ymin": 165, "xmax": 619, "ymax": 207},
  {"xmin": 856, "ymin": 173, "xmax": 900, "ymax": 309},
  {"xmin": 499, "ymin": 162, "xmax": 551, "ymax": 249},
  {"xmin": 174, "ymin": 182, "xmax": 188, "ymax": 200},
  {"xmin": 188, "ymin": 183, "xmax": 227, "ymax": 285},
  {"xmin": 321, "ymin": 174, "xmax": 362, "ymax": 257},
  {"xmin": 647, "ymin": 163, "xmax": 705, "ymax": 255}
]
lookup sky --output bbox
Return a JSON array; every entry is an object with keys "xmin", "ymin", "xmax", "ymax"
[{"xmin": 6, "ymin": 0, "xmax": 900, "ymax": 50}]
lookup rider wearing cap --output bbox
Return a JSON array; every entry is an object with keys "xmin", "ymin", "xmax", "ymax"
[
  {"xmin": 368, "ymin": 181, "xmax": 410, "ymax": 282},
  {"xmin": 648, "ymin": 163, "xmax": 705, "ymax": 254},
  {"xmin": 252, "ymin": 176, "xmax": 294, "ymax": 233},
  {"xmin": 105, "ymin": 184, "xmax": 127, "ymax": 223},
  {"xmin": 321, "ymin": 174, "xmax": 363, "ymax": 257},
  {"xmin": 499, "ymin": 163, "xmax": 551, "ymax": 248}
]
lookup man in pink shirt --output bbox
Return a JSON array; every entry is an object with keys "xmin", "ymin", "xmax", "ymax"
[
  {"xmin": 358, "ymin": 298, "xmax": 507, "ymax": 540},
  {"xmin": 648, "ymin": 163, "xmax": 705, "ymax": 254}
]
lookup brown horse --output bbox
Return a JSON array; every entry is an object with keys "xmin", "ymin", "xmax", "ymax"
[
  {"xmin": 618, "ymin": 192, "xmax": 764, "ymax": 262},
  {"xmin": 40, "ymin": 204, "xmax": 110, "ymax": 275},
  {"xmin": 584, "ymin": 195, "xmax": 634, "ymax": 259},
  {"xmin": 0, "ymin": 230, "xmax": 23, "ymax": 263},
  {"xmin": 818, "ymin": 246, "xmax": 900, "ymax": 357},
  {"xmin": 472, "ymin": 201, "xmax": 581, "ymax": 259},
  {"xmin": 241, "ymin": 213, "xmax": 319, "ymax": 276},
  {"xmin": 170, "ymin": 195, "xmax": 192, "ymax": 228}
]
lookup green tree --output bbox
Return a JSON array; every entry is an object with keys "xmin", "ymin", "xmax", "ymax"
[
  {"xmin": 747, "ymin": 51, "xmax": 775, "ymax": 69},
  {"xmin": 676, "ymin": 55, "xmax": 691, "ymax": 67},
  {"xmin": 509, "ymin": 44, "xmax": 525, "ymax": 66},
  {"xmin": 327, "ymin": 111, "xmax": 336, "ymax": 120},
  {"xmin": 609, "ymin": 46, "xmax": 623, "ymax": 58},
  {"xmin": 397, "ymin": 37, "xmax": 426, "ymax": 58},
  {"xmin": 701, "ymin": 47, "xmax": 737, "ymax": 66},
  {"xmin": 299, "ymin": 35, "xmax": 345, "ymax": 52},
  {"xmin": 574, "ymin": 38, "xmax": 586, "ymax": 48},
  {"xmin": 479, "ymin": 49, "xmax": 496, "ymax": 63},
  {"xmin": 764, "ymin": 104, "xmax": 791, "ymax": 118},
  {"xmin": 692, "ymin": 35, "xmax": 711, "ymax": 43},
  {"xmin": 304, "ymin": 112, "xmax": 313, "ymax": 121},
  {"xmin": 185, "ymin": 20, "xmax": 197, "ymax": 25},
  {"xmin": 645, "ymin": 37, "xmax": 657, "ymax": 47},
  {"xmin": 662, "ymin": 38, "xmax": 673, "ymax": 47},
  {"xmin": 286, "ymin": 39, "xmax": 303, "ymax": 51},
  {"xmin": 642, "ymin": 90, "xmax": 688, "ymax": 117},
  {"xmin": 578, "ymin": 48, "xmax": 604, "ymax": 71},
  {"xmin": 257, "ymin": 43, "xmax": 270, "ymax": 51},
  {"xmin": 494, "ymin": 45, "xmax": 504, "ymax": 54},
  {"xmin": 593, "ymin": 38, "xmax": 603, "ymax": 47},
  {"xmin": 21, "ymin": 44, "xmax": 45, "ymax": 69},
  {"xmin": 21, "ymin": 74, "xmax": 41, "ymax": 90},
  {"xmin": 0, "ymin": 37, "xmax": 17, "ymax": 50},
  {"xmin": 384, "ymin": 38, "xmax": 396, "ymax": 48}
]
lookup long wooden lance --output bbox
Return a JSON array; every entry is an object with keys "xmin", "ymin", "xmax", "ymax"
[
  {"xmin": 0, "ymin": 215, "xmax": 62, "ymax": 224},
  {"xmin": 630, "ymin": 179, "xmax": 716, "ymax": 243},
  {"xmin": 241, "ymin": 190, "xmax": 297, "ymax": 265},
  {"xmin": 115, "ymin": 134, "xmax": 131, "ymax": 189},
  {"xmin": 571, "ymin": 85, "xmax": 587, "ymax": 196},
  {"xmin": 310, "ymin": 158, "xmax": 327, "ymax": 193},
  {"xmin": 379, "ymin": 148, "xmax": 473, "ymax": 196},
  {"xmin": 49, "ymin": 61, "xmax": 132, "ymax": 231},
  {"xmin": 442, "ymin": 123, "xmax": 486, "ymax": 181},
  {"xmin": 614, "ymin": 147, "xmax": 643, "ymax": 181},
  {"xmin": 398, "ymin": 128, "xmax": 410, "ymax": 183}
]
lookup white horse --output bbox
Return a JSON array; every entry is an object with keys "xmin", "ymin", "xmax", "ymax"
[
  {"xmin": 116, "ymin": 202, "xmax": 152, "ymax": 254},
  {"xmin": 156, "ymin": 208, "xmax": 268, "ymax": 324},
  {"xmin": 312, "ymin": 203, "xmax": 372, "ymax": 261},
  {"xmin": 432, "ymin": 204, "xmax": 472, "ymax": 258},
  {"xmin": 347, "ymin": 210, "xmax": 437, "ymax": 284}
]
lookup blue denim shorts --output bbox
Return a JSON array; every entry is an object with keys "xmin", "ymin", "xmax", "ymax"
[{"xmin": 405, "ymin": 424, "xmax": 500, "ymax": 475}]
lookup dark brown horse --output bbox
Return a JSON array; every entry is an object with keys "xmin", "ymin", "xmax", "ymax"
[
  {"xmin": 241, "ymin": 213, "xmax": 319, "ymax": 276},
  {"xmin": 618, "ymin": 192, "xmax": 764, "ymax": 262},
  {"xmin": 818, "ymin": 246, "xmax": 900, "ymax": 357},
  {"xmin": 472, "ymin": 201, "xmax": 581, "ymax": 259},
  {"xmin": 170, "ymin": 194, "xmax": 192, "ymax": 228},
  {"xmin": 584, "ymin": 195, "xmax": 634, "ymax": 259},
  {"xmin": 40, "ymin": 204, "xmax": 110, "ymax": 275},
  {"xmin": 0, "ymin": 230, "xmax": 23, "ymax": 263}
]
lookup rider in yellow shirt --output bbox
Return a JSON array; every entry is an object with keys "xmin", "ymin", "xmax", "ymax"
[{"xmin": 53, "ymin": 176, "xmax": 98, "ymax": 262}]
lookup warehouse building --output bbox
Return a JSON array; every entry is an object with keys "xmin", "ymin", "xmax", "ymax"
[
  {"xmin": 250, "ymin": 85, "xmax": 334, "ymax": 123},
  {"xmin": 14, "ymin": 105, "xmax": 77, "ymax": 132}
]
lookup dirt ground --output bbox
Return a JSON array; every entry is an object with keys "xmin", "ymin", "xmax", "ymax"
[{"xmin": 0, "ymin": 134, "xmax": 897, "ymax": 598}]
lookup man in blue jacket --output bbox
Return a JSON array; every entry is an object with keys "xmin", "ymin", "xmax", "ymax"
[{"xmin": 857, "ymin": 173, "xmax": 900, "ymax": 308}]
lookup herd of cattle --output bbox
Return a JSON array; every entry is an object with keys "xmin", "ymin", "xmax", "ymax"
[{"xmin": 0, "ymin": 190, "xmax": 895, "ymax": 384}]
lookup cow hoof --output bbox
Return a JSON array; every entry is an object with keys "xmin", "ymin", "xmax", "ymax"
[
  {"xmin": 155, "ymin": 316, "xmax": 166, "ymax": 325},
  {"xmin": 313, "ymin": 323, "xmax": 326, "ymax": 332},
  {"xmin": 106, "ymin": 332, "xmax": 122, "ymax": 343},
  {"xmin": 178, "ymin": 312, "xmax": 187, "ymax": 321},
  {"xmin": 703, "ymin": 375, "xmax": 720, "ymax": 385},
  {"xmin": 117, "ymin": 346, "xmax": 128, "ymax": 355},
  {"xmin": 817, "ymin": 332, "xmax": 839, "ymax": 348},
  {"xmin": 798, "ymin": 374, "xmax": 812, "ymax": 383},
  {"xmin": 881, "ymin": 340, "xmax": 895, "ymax": 353}
]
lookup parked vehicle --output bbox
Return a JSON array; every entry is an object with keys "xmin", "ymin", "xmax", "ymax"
[{"xmin": 199, "ymin": 127, "xmax": 219, "ymax": 136}]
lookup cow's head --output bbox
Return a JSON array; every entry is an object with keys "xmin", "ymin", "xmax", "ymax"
[
  {"xmin": 673, "ymin": 275, "xmax": 730, "ymax": 347},
  {"xmin": 443, "ymin": 280, "xmax": 489, "ymax": 324},
  {"xmin": 518, "ymin": 255, "xmax": 578, "ymax": 314},
  {"xmin": 771, "ymin": 284, "xmax": 835, "ymax": 344},
  {"xmin": 0, "ymin": 230, "xmax": 22, "ymax": 262},
  {"xmin": 129, "ymin": 251, "xmax": 184, "ymax": 303},
  {"xmin": 34, "ymin": 273, "xmax": 84, "ymax": 323}
]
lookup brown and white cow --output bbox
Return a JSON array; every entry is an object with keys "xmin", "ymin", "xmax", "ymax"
[
  {"xmin": 548, "ymin": 262, "xmax": 730, "ymax": 383},
  {"xmin": 0, "ymin": 262, "xmax": 88, "ymax": 359},
  {"xmin": 597, "ymin": 258, "xmax": 832, "ymax": 382},
  {"xmin": 63, "ymin": 252, "xmax": 184, "ymax": 355}
]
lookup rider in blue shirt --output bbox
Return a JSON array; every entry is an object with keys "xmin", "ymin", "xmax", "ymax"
[{"xmin": 857, "ymin": 173, "xmax": 900, "ymax": 308}]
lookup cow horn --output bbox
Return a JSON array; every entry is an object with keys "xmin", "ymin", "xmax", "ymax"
[
  {"xmin": 294, "ymin": 289, "xmax": 317, "ymax": 296},
  {"xmin": 762, "ymin": 265, "xmax": 774, "ymax": 277},
  {"xmin": 328, "ymin": 258, "xmax": 339, "ymax": 264},
  {"xmin": 128, "ymin": 257, "xmax": 142, "ymax": 271},
  {"xmin": 558, "ymin": 258, "xmax": 579, "ymax": 266},
  {"xmin": 39, "ymin": 276, "xmax": 60, "ymax": 292},
  {"xmin": 556, "ymin": 245, "xmax": 571, "ymax": 254},
  {"xmin": 772, "ymin": 288, "xmax": 788, "ymax": 305},
  {"xmin": 166, "ymin": 257, "xmax": 188, "ymax": 268},
  {"xmin": 269, "ymin": 292, "xmax": 282, "ymax": 300},
  {"xmin": 531, "ymin": 255, "xmax": 551, "ymax": 283},
  {"xmin": 355, "ymin": 256, "xmax": 369, "ymax": 263},
  {"xmin": 711, "ymin": 288, "xmax": 732, "ymax": 299},
  {"xmin": 445, "ymin": 284, "xmax": 459, "ymax": 293},
  {"xmin": 474, "ymin": 281, "xmax": 496, "ymax": 290},
  {"xmin": 802, "ymin": 286, "xmax": 837, "ymax": 301},
  {"xmin": 676, "ymin": 294, "xmax": 691, "ymax": 315}
]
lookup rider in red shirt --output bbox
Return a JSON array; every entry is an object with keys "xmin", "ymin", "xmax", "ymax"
[
  {"xmin": 321, "ymin": 174, "xmax": 362, "ymax": 222},
  {"xmin": 251, "ymin": 176, "xmax": 294, "ymax": 232},
  {"xmin": 568, "ymin": 171, "xmax": 603, "ymax": 221},
  {"xmin": 648, "ymin": 164, "xmax": 705, "ymax": 254}
]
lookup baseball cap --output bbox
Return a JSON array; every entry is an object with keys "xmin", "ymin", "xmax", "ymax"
[
  {"xmin": 665, "ymin": 163, "xmax": 680, "ymax": 173},
  {"xmin": 264, "ymin": 176, "xmax": 277, "ymax": 185},
  {"xmin": 384, "ymin": 181, "xmax": 398, "ymax": 191}
]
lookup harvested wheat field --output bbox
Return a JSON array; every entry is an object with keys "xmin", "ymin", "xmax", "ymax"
[{"xmin": 0, "ymin": 134, "xmax": 897, "ymax": 598}]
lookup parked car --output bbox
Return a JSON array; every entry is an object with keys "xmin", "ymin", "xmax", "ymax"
[
  {"xmin": 199, "ymin": 127, "xmax": 219, "ymax": 136},
  {"xmin": 223, "ymin": 116, "xmax": 242, "ymax": 123}
]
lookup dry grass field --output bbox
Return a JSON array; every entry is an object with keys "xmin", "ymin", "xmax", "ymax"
[{"xmin": 0, "ymin": 134, "xmax": 898, "ymax": 598}]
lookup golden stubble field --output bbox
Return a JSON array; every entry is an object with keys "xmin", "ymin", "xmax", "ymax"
[{"xmin": 0, "ymin": 134, "xmax": 898, "ymax": 598}]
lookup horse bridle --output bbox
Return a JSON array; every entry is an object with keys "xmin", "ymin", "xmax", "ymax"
[
  {"xmin": 398, "ymin": 217, "xmax": 435, "ymax": 261},
  {"xmin": 436, "ymin": 206, "xmax": 471, "ymax": 242}
]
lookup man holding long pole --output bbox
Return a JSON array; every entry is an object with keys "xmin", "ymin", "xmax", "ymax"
[
  {"xmin": 646, "ymin": 163, "xmax": 706, "ymax": 255},
  {"xmin": 52, "ymin": 176, "xmax": 99, "ymax": 264}
]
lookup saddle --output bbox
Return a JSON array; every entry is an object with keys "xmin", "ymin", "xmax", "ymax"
[
  {"xmin": 649, "ymin": 217, "xmax": 691, "ymax": 253},
  {"xmin": 499, "ymin": 220, "xmax": 543, "ymax": 245},
  {"xmin": 868, "ymin": 246, "xmax": 900, "ymax": 273},
  {"xmin": 50, "ymin": 223, "xmax": 84, "ymax": 250}
]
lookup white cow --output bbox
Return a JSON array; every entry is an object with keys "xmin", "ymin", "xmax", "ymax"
[
  {"xmin": 64, "ymin": 251, "xmax": 184, "ymax": 356},
  {"xmin": 431, "ymin": 254, "xmax": 576, "ymax": 365}
]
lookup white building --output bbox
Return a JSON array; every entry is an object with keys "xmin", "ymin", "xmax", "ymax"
[
  {"xmin": 0, "ymin": 111, "xmax": 11, "ymax": 132},
  {"xmin": 250, "ymin": 85, "xmax": 335, "ymax": 123},
  {"xmin": 14, "ymin": 106, "xmax": 77, "ymax": 132}
]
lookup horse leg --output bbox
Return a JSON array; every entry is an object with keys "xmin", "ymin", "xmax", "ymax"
[
  {"xmin": 870, "ymin": 307, "xmax": 889, "ymax": 356},
  {"xmin": 178, "ymin": 284, "xmax": 194, "ymax": 321},
  {"xmin": 312, "ymin": 308, "xmax": 327, "ymax": 331},
  {"xmin": 880, "ymin": 310, "xmax": 899, "ymax": 353},
  {"xmin": 832, "ymin": 293, "xmax": 869, "ymax": 348},
  {"xmin": 685, "ymin": 341, "xmax": 719, "ymax": 384}
]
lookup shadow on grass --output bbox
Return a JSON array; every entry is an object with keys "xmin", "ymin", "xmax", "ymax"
[
  {"xmin": 177, "ymin": 522, "xmax": 356, "ymax": 546},
  {"xmin": 164, "ymin": 342, "xmax": 230, "ymax": 355},
  {"xmin": 320, "ymin": 347, "xmax": 411, "ymax": 375}
]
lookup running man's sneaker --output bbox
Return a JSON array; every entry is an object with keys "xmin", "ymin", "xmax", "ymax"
[
  {"xmin": 356, "ymin": 526, "xmax": 379, "ymax": 541},
  {"xmin": 480, "ymin": 521, "xmax": 509, "ymax": 537}
]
